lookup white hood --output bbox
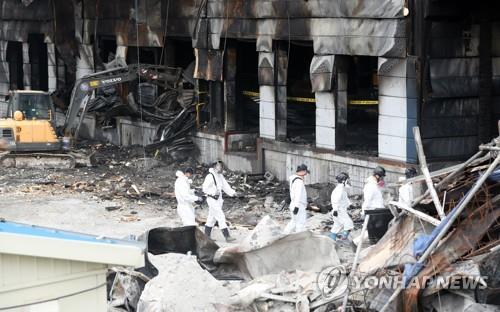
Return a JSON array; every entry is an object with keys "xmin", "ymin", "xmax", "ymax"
[
  {"xmin": 176, "ymin": 170, "xmax": 185, "ymax": 178},
  {"xmin": 289, "ymin": 174, "xmax": 300, "ymax": 182}
]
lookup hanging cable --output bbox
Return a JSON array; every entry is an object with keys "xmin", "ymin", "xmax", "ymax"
[
  {"xmin": 192, "ymin": 0, "xmax": 208, "ymax": 40},
  {"xmin": 285, "ymin": 0, "xmax": 291, "ymax": 76},
  {"xmin": 221, "ymin": 0, "xmax": 229, "ymax": 74},
  {"xmin": 159, "ymin": 0, "xmax": 171, "ymax": 66},
  {"xmin": 134, "ymin": 0, "xmax": 147, "ymax": 162}
]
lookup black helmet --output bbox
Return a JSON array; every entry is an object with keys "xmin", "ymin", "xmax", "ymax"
[
  {"xmin": 296, "ymin": 164, "xmax": 310, "ymax": 173},
  {"xmin": 336, "ymin": 172, "xmax": 350, "ymax": 183},
  {"xmin": 373, "ymin": 166, "xmax": 386, "ymax": 177},
  {"xmin": 212, "ymin": 160, "xmax": 223, "ymax": 168},
  {"xmin": 405, "ymin": 167, "xmax": 417, "ymax": 179},
  {"xmin": 184, "ymin": 167, "xmax": 194, "ymax": 175}
]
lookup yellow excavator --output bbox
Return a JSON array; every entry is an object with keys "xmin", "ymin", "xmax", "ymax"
[
  {"xmin": 0, "ymin": 64, "xmax": 183, "ymax": 169},
  {"xmin": 0, "ymin": 90, "xmax": 78, "ymax": 168}
]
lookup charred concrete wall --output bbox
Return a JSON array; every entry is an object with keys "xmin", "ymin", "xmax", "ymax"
[
  {"xmin": 416, "ymin": 0, "xmax": 500, "ymax": 161},
  {"xmin": 2, "ymin": 0, "xmax": 498, "ymax": 173},
  {"xmin": 0, "ymin": 0, "xmax": 52, "ymax": 113}
]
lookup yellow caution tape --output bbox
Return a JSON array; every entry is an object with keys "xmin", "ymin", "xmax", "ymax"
[
  {"xmin": 242, "ymin": 91, "xmax": 260, "ymax": 97},
  {"xmin": 242, "ymin": 91, "xmax": 315, "ymax": 103},
  {"xmin": 349, "ymin": 100, "xmax": 379, "ymax": 105},
  {"xmin": 242, "ymin": 91, "xmax": 378, "ymax": 105}
]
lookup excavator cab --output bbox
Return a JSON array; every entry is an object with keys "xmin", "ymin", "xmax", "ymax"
[
  {"xmin": 6, "ymin": 91, "xmax": 55, "ymax": 124},
  {"xmin": 0, "ymin": 90, "xmax": 60, "ymax": 152}
]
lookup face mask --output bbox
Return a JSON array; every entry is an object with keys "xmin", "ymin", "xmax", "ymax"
[
  {"xmin": 378, "ymin": 180, "xmax": 385, "ymax": 188},
  {"xmin": 215, "ymin": 163, "xmax": 223, "ymax": 173},
  {"xmin": 344, "ymin": 180, "xmax": 352, "ymax": 189}
]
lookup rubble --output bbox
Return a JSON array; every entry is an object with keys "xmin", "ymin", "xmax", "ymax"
[
  {"xmin": 336, "ymin": 127, "xmax": 500, "ymax": 312},
  {"xmin": 1, "ymin": 126, "xmax": 497, "ymax": 312},
  {"xmin": 214, "ymin": 216, "xmax": 340, "ymax": 279},
  {"xmin": 137, "ymin": 253, "xmax": 233, "ymax": 312}
]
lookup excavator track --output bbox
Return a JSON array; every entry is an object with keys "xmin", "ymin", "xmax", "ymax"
[{"xmin": 0, "ymin": 152, "xmax": 76, "ymax": 169}]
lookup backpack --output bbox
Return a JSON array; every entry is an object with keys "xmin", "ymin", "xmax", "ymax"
[{"xmin": 284, "ymin": 177, "xmax": 302, "ymax": 205}]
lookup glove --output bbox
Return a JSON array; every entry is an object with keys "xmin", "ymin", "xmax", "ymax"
[
  {"xmin": 332, "ymin": 211, "xmax": 338, "ymax": 217},
  {"xmin": 293, "ymin": 207, "xmax": 299, "ymax": 215},
  {"xmin": 234, "ymin": 192, "xmax": 245, "ymax": 199},
  {"xmin": 195, "ymin": 196, "xmax": 204, "ymax": 205}
]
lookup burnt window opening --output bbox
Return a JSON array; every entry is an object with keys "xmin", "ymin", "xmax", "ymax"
[
  {"xmin": 287, "ymin": 42, "xmax": 315, "ymax": 144},
  {"xmin": 28, "ymin": 34, "xmax": 49, "ymax": 91},
  {"xmin": 236, "ymin": 40, "xmax": 259, "ymax": 132},
  {"xmin": 53, "ymin": 49, "xmax": 76, "ymax": 109},
  {"xmin": 95, "ymin": 36, "xmax": 117, "ymax": 68},
  {"xmin": 6, "ymin": 41, "xmax": 24, "ymax": 91},
  {"xmin": 345, "ymin": 56, "xmax": 379, "ymax": 156},
  {"xmin": 197, "ymin": 79, "xmax": 211, "ymax": 127},
  {"xmin": 163, "ymin": 38, "xmax": 196, "ymax": 91},
  {"xmin": 165, "ymin": 38, "xmax": 195, "ymax": 69},
  {"xmin": 127, "ymin": 47, "xmax": 162, "ymax": 65}
]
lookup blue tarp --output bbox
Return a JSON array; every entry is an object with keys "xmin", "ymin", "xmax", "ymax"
[
  {"xmin": 0, "ymin": 220, "xmax": 143, "ymax": 248},
  {"xmin": 488, "ymin": 167, "xmax": 500, "ymax": 182}
]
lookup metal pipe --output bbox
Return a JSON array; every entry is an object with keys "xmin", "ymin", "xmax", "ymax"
[
  {"xmin": 380, "ymin": 153, "xmax": 500, "ymax": 312},
  {"xmin": 341, "ymin": 215, "xmax": 370, "ymax": 311},
  {"xmin": 389, "ymin": 201, "xmax": 440, "ymax": 226},
  {"xmin": 479, "ymin": 145, "xmax": 500, "ymax": 151}
]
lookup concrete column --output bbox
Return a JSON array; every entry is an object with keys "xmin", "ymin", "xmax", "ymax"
[
  {"xmin": 76, "ymin": 44, "xmax": 94, "ymax": 80},
  {"xmin": 315, "ymin": 92, "xmax": 336, "ymax": 149},
  {"xmin": 311, "ymin": 54, "xmax": 343, "ymax": 150},
  {"xmin": 378, "ymin": 57, "xmax": 418, "ymax": 162},
  {"xmin": 209, "ymin": 80, "xmax": 224, "ymax": 129},
  {"xmin": 259, "ymin": 84, "xmax": 276, "ymax": 139},
  {"xmin": 275, "ymin": 43, "xmax": 288, "ymax": 141},
  {"xmin": 22, "ymin": 42, "xmax": 31, "ymax": 90},
  {"xmin": 224, "ymin": 44, "xmax": 237, "ymax": 131},
  {"xmin": 335, "ymin": 57, "xmax": 349, "ymax": 150},
  {"xmin": 258, "ymin": 50, "xmax": 276, "ymax": 139},
  {"xmin": 478, "ymin": 17, "xmax": 492, "ymax": 143},
  {"xmin": 47, "ymin": 43, "xmax": 57, "ymax": 92}
]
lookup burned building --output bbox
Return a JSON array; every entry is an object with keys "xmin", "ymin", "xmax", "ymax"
[{"xmin": 1, "ymin": 0, "xmax": 499, "ymax": 190}]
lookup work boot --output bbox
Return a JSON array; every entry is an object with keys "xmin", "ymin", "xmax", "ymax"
[
  {"xmin": 329, "ymin": 233, "xmax": 337, "ymax": 241},
  {"xmin": 222, "ymin": 228, "xmax": 236, "ymax": 242},
  {"xmin": 204, "ymin": 226, "xmax": 213, "ymax": 238},
  {"xmin": 341, "ymin": 230, "xmax": 350, "ymax": 240}
]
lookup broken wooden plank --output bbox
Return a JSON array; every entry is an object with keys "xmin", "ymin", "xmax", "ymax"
[
  {"xmin": 412, "ymin": 127, "xmax": 445, "ymax": 220},
  {"xmin": 389, "ymin": 201, "xmax": 440, "ymax": 226}
]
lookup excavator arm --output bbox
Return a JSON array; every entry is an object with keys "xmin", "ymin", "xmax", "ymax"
[{"xmin": 62, "ymin": 64, "xmax": 182, "ymax": 142}]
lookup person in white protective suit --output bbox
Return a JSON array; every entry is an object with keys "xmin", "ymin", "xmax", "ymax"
[
  {"xmin": 284, "ymin": 164, "xmax": 309, "ymax": 234},
  {"xmin": 175, "ymin": 168, "xmax": 202, "ymax": 226},
  {"xmin": 362, "ymin": 166, "xmax": 386, "ymax": 216},
  {"xmin": 202, "ymin": 161, "xmax": 238, "ymax": 242},
  {"xmin": 354, "ymin": 166, "xmax": 387, "ymax": 246},
  {"xmin": 398, "ymin": 167, "xmax": 417, "ymax": 207},
  {"xmin": 329, "ymin": 172, "xmax": 354, "ymax": 241}
]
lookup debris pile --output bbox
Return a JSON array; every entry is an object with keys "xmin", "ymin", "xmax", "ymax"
[
  {"xmin": 137, "ymin": 253, "xmax": 233, "ymax": 312},
  {"xmin": 336, "ymin": 127, "xmax": 500, "ymax": 312},
  {"xmin": 78, "ymin": 63, "xmax": 198, "ymax": 156}
]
